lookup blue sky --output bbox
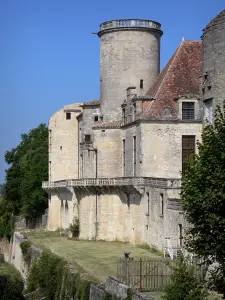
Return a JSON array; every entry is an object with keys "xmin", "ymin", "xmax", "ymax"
[{"xmin": 0, "ymin": 0, "xmax": 224, "ymax": 183}]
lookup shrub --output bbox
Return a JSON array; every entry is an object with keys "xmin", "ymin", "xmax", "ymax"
[
  {"xmin": 0, "ymin": 269, "xmax": 24, "ymax": 300},
  {"xmin": 69, "ymin": 217, "xmax": 80, "ymax": 238},
  {"xmin": 20, "ymin": 240, "xmax": 32, "ymax": 265},
  {"xmin": 162, "ymin": 258, "xmax": 207, "ymax": 300}
]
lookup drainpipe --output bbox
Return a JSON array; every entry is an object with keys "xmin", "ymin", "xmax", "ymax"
[{"xmin": 94, "ymin": 148, "xmax": 98, "ymax": 240}]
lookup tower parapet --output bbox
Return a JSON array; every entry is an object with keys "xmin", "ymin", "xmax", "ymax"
[{"xmin": 97, "ymin": 18, "xmax": 163, "ymax": 122}]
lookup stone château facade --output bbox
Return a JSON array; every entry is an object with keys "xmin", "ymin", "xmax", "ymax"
[{"xmin": 43, "ymin": 11, "xmax": 225, "ymax": 252}]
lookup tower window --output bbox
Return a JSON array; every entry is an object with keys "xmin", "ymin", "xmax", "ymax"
[
  {"xmin": 140, "ymin": 79, "xmax": 143, "ymax": 89},
  {"xmin": 182, "ymin": 102, "xmax": 195, "ymax": 120},
  {"xmin": 85, "ymin": 134, "xmax": 91, "ymax": 142},
  {"xmin": 66, "ymin": 112, "xmax": 71, "ymax": 120},
  {"xmin": 182, "ymin": 135, "xmax": 195, "ymax": 172},
  {"xmin": 94, "ymin": 116, "xmax": 99, "ymax": 122}
]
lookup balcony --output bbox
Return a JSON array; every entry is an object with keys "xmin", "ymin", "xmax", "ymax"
[{"xmin": 42, "ymin": 177, "xmax": 181, "ymax": 194}]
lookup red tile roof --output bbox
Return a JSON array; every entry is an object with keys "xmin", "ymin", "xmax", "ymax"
[
  {"xmin": 142, "ymin": 40, "xmax": 202, "ymax": 120},
  {"xmin": 81, "ymin": 100, "xmax": 100, "ymax": 106}
]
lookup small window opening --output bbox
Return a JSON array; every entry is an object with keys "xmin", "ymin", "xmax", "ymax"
[
  {"xmin": 85, "ymin": 134, "xmax": 91, "ymax": 142},
  {"xmin": 122, "ymin": 108, "xmax": 126, "ymax": 124},
  {"xmin": 140, "ymin": 79, "xmax": 143, "ymax": 89},
  {"xmin": 202, "ymin": 88, "xmax": 205, "ymax": 95},
  {"xmin": 147, "ymin": 192, "xmax": 150, "ymax": 215},
  {"xmin": 178, "ymin": 224, "xmax": 183, "ymax": 247},
  {"xmin": 102, "ymin": 129, "xmax": 105, "ymax": 133},
  {"xmin": 60, "ymin": 146, "xmax": 62, "ymax": 150},
  {"xmin": 66, "ymin": 112, "xmax": 71, "ymax": 120},
  {"xmin": 160, "ymin": 193, "xmax": 164, "ymax": 216},
  {"xmin": 133, "ymin": 103, "xmax": 136, "ymax": 121},
  {"xmin": 94, "ymin": 115, "xmax": 99, "ymax": 122},
  {"xmin": 208, "ymin": 86, "xmax": 211, "ymax": 91}
]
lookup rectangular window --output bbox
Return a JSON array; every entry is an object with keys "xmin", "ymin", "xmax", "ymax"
[
  {"xmin": 123, "ymin": 139, "xmax": 126, "ymax": 176},
  {"xmin": 122, "ymin": 108, "xmax": 126, "ymax": 124},
  {"xmin": 178, "ymin": 224, "xmax": 183, "ymax": 247},
  {"xmin": 133, "ymin": 136, "xmax": 136, "ymax": 176},
  {"xmin": 85, "ymin": 134, "xmax": 91, "ymax": 142},
  {"xmin": 182, "ymin": 102, "xmax": 195, "ymax": 120},
  {"xmin": 147, "ymin": 192, "xmax": 150, "ymax": 215},
  {"xmin": 182, "ymin": 135, "xmax": 195, "ymax": 172},
  {"xmin": 133, "ymin": 103, "xmax": 136, "ymax": 121},
  {"xmin": 160, "ymin": 193, "xmax": 164, "ymax": 216},
  {"xmin": 140, "ymin": 79, "xmax": 143, "ymax": 89},
  {"xmin": 66, "ymin": 112, "xmax": 71, "ymax": 120},
  {"xmin": 94, "ymin": 115, "xmax": 99, "ymax": 122},
  {"xmin": 204, "ymin": 98, "xmax": 213, "ymax": 124}
]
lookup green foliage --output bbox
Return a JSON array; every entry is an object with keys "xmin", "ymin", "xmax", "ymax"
[
  {"xmin": 0, "ymin": 196, "xmax": 14, "ymax": 239},
  {"xmin": 0, "ymin": 262, "xmax": 24, "ymax": 300},
  {"xmin": 126, "ymin": 288, "xmax": 133, "ymax": 300},
  {"xmin": 181, "ymin": 102, "xmax": 225, "ymax": 296},
  {"xmin": 20, "ymin": 241, "xmax": 32, "ymax": 265},
  {"xmin": 69, "ymin": 217, "xmax": 80, "ymax": 238},
  {"xmin": 162, "ymin": 258, "xmax": 207, "ymax": 300},
  {"xmin": 26, "ymin": 250, "xmax": 93, "ymax": 300},
  {"xmin": 4, "ymin": 123, "xmax": 48, "ymax": 221}
]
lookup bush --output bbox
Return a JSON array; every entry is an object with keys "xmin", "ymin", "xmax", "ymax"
[
  {"xmin": 162, "ymin": 258, "xmax": 207, "ymax": 300},
  {"xmin": 20, "ymin": 240, "xmax": 32, "ymax": 265},
  {"xmin": 0, "ymin": 273, "xmax": 24, "ymax": 300},
  {"xmin": 69, "ymin": 217, "xmax": 80, "ymax": 238}
]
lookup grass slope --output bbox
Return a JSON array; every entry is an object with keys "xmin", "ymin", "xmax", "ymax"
[{"xmin": 26, "ymin": 230, "xmax": 161, "ymax": 282}]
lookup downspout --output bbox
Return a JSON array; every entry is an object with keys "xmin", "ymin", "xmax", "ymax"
[{"xmin": 95, "ymin": 148, "xmax": 98, "ymax": 240}]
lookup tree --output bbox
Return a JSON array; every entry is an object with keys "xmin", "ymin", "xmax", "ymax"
[
  {"xmin": 4, "ymin": 123, "xmax": 48, "ymax": 219},
  {"xmin": 162, "ymin": 258, "xmax": 206, "ymax": 300},
  {"xmin": 181, "ymin": 102, "xmax": 225, "ymax": 296}
]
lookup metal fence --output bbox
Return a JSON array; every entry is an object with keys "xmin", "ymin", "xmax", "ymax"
[{"xmin": 116, "ymin": 257, "xmax": 206, "ymax": 292}]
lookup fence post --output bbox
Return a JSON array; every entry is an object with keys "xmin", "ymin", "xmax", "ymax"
[
  {"xmin": 140, "ymin": 258, "xmax": 142, "ymax": 290},
  {"xmin": 125, "ymin": 257, "xmax": 129, "ymax": 285}
]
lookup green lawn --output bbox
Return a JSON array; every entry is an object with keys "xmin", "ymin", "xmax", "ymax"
[{"xmin": 26, "ymin": 230, "xmax": 162, "ymax": 282}]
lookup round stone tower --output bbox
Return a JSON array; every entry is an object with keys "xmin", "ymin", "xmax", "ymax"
[
  {"xmin": 202, "ymin": 10, "xmax": 225, "ymax": 112},
  {"xmin": 97, "ymin": 19, "xmax": 163, "ymax": 122}
]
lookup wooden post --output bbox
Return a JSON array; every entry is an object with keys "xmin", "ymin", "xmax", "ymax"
[{"xmin": 140, "ymin": 258, "xmax": 142, "ymax": 290}]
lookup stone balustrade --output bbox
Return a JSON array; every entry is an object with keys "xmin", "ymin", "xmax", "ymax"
[
  {"xmin": 42, "ymin": 177, "xmax": 181, "ymax": 190},
  {"xmin": 99, "ymin": 19, "xmax": 161, "ymax": 32}
]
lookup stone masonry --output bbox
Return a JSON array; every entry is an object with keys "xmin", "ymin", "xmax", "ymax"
[{"xmin": 43, "ymin": 11, "xmax": 225, "ymax": 253}]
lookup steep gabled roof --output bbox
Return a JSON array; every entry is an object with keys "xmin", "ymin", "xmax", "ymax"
[{"xmin": 142, "ymin": 40, "xmax": 202, "ymax": 120}]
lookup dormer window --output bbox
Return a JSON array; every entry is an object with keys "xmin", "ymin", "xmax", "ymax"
[{"xmin": 182, "ymin": 102, "xmax": 195, "ymax": 120}]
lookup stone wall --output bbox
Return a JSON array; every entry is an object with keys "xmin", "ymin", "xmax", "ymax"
[
  {"xmin": 49, "ymin": 103, "xmax": 82, "ymax": 182},
  {"xmin": 93, "ymin": 127, "xmax": 123, "ymax": 178},
  {"xmin": 140, "ymin": 122, "xmax": 202, "ymax": 178},
  {"xmin": 202, "ymin": 10, "xmax": 225, "ymax": 114},
  {"xmin": 99, "ymin": 28, "xmax": 162, "ymax": 122}
]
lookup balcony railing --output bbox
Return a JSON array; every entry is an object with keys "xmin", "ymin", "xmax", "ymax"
[
  {"xmin": 99, "ymin": 19, "xmax": 161, "ymax": 32},
  {"xmin": 42, "ymin": 177, "xmax": 181, "ymax": 189}
]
